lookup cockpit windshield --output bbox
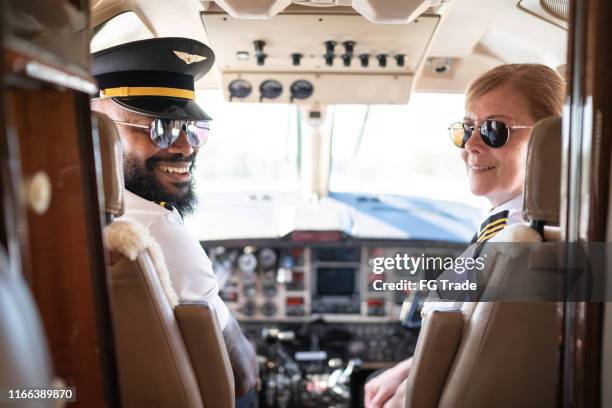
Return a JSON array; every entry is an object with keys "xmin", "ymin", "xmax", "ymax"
[
  {"xmin": 330, "ymin": 93, "xmax": 485, "ymax": 207},
  {"xmin": 194, "ymin": 89, "xmax": 485, "ymax": 209},
  {"xmin": 194, "ymin": 89, "xmax": 301, "ymax": 194}
]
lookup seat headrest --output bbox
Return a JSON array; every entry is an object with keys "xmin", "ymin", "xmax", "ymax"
[
  {"xmin": 523, "ymin": 116, "xmax": 562, "ymax": 226},
  {"xmin": 95, "ymin": 111, "xmax": 125, "ymax": 217}
]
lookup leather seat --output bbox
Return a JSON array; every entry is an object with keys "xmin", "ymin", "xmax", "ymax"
[
  {"xmin": 0, "ymin": 248, "xmax": 54, "ymax": 408},
  {"xmin": 404, "ymin": 116, "xmax": 563, "ymax": 408},
  {"xmin": 95, "ymin": 111, "xmax": 235, "ymax": 408}
]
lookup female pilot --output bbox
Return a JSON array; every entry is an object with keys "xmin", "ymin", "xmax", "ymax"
[{"xmin": 364, "ymin": 63, "xmax": 565, "ymax": 408}]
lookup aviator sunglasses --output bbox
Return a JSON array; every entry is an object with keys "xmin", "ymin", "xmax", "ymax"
[
  {"xmin": 448, "ymin": 120, "xmax": 532, "ymax": 148},
  {"xmin": 113, "ymin": 118, "xmax": 210, "ymax": 148}
]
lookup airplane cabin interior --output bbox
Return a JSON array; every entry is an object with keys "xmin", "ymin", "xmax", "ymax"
[{"xmin": 1, "ymin": 0, "xmax": 611, "ymax": 407}]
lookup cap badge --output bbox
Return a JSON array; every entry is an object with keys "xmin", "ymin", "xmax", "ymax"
[{"xmin": 172, "ymin": 50, "xmax": 207, "ymax": 64}]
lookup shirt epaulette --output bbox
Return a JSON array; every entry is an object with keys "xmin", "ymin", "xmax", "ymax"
[
  {"xmin": 476, "ymin": 210, "xmax": 509, "ymax": 244},
  {"xmin": 155, "ymin": 201, "xmax": 183, "ymax": 221}
]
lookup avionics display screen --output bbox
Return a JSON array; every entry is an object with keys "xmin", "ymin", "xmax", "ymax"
[{"xmin": 316, "ymin": 267, "xmax": 356, "ymax": 296}]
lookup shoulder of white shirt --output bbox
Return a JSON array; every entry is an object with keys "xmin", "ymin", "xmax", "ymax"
[
  {"xmin": 483, "ymin": 194, "xmax": 525, "ymax": 227},
  {"xmin": 120, "ymin": 190, "xmax": 179, "ymax": 228}
]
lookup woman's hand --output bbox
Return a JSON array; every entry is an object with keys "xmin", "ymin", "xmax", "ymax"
[{"xmin": 364, "ymin": 357, "xmax": 413, "ymax": 408}]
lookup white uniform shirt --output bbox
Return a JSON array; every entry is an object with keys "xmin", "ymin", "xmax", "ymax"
[
  {"xmin": 481, "ymin": 194, "xmax": 524, "ymax": 227},
  {"xmin": 119, "ymin": 190, "xmax": 230, "ymax": 330},
  {"xmin": 474, "ymin": 194, "xmax": 525, "ymax": 243},
  {"xmin": 421, "ymin": 193, "xmax": 526, "ymax": 313}
]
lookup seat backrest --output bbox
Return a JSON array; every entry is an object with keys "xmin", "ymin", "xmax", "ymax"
[
  {"xmin": 405, "ymin": 116, "xmax": 563, "ymax": 408},
  {"xmin": 523, "ymin": 116, "xmax": 562, "ymax": 230},
  {"xmin": 0, "ymin": 248, "xmax": 54, "ymax": 408},
  {"xmin": 96, "ymin": 111, "xmax": 235, "ymax": 408},
  {"xmin": 404, "ymin": 307, "xmax": 463, "ymax": 408},
  {"xmin": 95, "ymin": 111, "xmax": 124, "ymax": 219}
]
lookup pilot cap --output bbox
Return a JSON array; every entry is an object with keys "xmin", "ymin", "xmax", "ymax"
[{"xmin": 92, "ymin": 37, "xmax": 214, "ymax": 121}]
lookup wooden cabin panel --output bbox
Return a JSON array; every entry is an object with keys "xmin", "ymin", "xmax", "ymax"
[{"xmin": 5, "ymin": 88, "xmax": 108, "ymax": 407}]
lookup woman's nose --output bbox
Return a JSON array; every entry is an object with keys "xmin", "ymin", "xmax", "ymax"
[{"xmin": 464, "ymin": 123, "xmax": 485, "ymax": 154}]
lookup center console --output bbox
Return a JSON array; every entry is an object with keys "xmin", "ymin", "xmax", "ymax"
[{"xmin": 206, "ymin": 241, "xmax": 462, "ymax": 407}]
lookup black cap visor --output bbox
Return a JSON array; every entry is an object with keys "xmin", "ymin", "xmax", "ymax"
[{"xmin": 112, "ymin": 96, "xmax": 212, "ymax": 121}]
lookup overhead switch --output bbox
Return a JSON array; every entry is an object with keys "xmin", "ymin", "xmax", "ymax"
[
  {"xmin": 291, "ymin": 53, "xmax": 303, "ymax": 66},
  {"xmin": 377, "ymin": 54, "xmax": 387, "ymax": 68},
  {"xmin": 254, "ymin": 40, "xmax": 267, "ymax": 66},
  {"xmin": 324, "ymin": 40, "xmax": 337, "ymax": 54},
  {"xmin": 341, "ymin": 54, "xmax": 352, "ymax": 67},
  {"xmin": 343, "ymin": 41, "xmax": 355, "ymax": 56},
  {"xmin": 359, "ymin": 54, "xmax": 370, "ymax": 68},
  {"xmin": 394, "ymin": 54, "xmax": 406, "ymax": 67},
  {"xmin": 324, "ymin": 40, "xmax": 336, "ymax": 66}
]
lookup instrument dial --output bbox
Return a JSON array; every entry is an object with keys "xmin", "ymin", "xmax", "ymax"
[
  {"xmin": 261, "ymin": 301, "xmax": 277, "ymax": 317},
  {"xmin": 238, "ymin": 252, "xmax": 257, "ymax": 273},
  {"xmin": 258, "ymin": 248, "xmax": 277, "ymax": 269},
  {"xmin": 260, "ymin": 80, "xmax": 283, "ymax": 100}
]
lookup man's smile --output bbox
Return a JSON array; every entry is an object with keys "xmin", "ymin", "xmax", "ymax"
[{"xmin": 155, "ymin": 161, "xmax": 192, "ymax": 183}]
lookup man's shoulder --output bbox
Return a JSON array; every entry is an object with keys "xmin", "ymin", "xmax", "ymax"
[{"xmin": 120, "ymin": 190, "xmax": 171, "ymax": 228}]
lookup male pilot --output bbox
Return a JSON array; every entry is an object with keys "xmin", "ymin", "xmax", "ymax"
[{"xmin": 90, "ymin": 38, "xmax": 257, "ymax": 400}]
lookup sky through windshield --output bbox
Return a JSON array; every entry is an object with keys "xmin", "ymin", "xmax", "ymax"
[{"xmin": 194, "ymin": 89, "xmax": 487, "ymax": 210}]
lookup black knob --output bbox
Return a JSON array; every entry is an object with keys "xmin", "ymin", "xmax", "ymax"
[
  {"xmin": 377, "ymin": 54, "xmax": 387, "ymax": 68},
  {"xmin": 291, "ymin": 53, "xmax": 303, "ymax": 66},
  {"xmin": 256, "ymin": 53, "xmax": 267, "ymax": 66},
  {"xmin": 254, "ymin": 40, "xmax": 266, "ymax": 52},
  {"xmin": 341, "ymin": 53, "xmax": 352, "ymax": 67},
  {"xmin": 324, "ymin": 40, "xmax": 337, "ymax": 54},
  {"xmin": 324, "ymin": 53, "xmax": 335, "ymax": 66},
  {"xmin": 395, "ymin": 54, "xmax": 406, "ymax": 67},
  {"xmin": 359, "ymin": 53, "xmax": 370, "ymax": 68},
  {"xmin": 343, "ymin": 40, "xmax": 355, "ymax": 55},
  {"xmin": 254, "ymin": 40, "xmax": 267, "ymax": 66}
]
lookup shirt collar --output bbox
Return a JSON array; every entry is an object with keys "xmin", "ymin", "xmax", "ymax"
[{"xmin": 482, "ymin": 193, "xmax": 524, "ymax": 226}]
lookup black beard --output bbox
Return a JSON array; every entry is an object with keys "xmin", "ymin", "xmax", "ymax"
[{"xmin": 124, "ymin": 152, "xmax": 198, "ymax": 216}]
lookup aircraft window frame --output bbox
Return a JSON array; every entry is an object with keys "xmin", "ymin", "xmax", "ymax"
[
  {"xmin": 328, "ymin": 94, "xmax": 487, "ymax": 209},
  {"xmin": 90, "ymin": 11, "xmax": 154, "ymax": 53}
]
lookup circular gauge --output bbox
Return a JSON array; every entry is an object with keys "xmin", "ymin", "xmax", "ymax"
[
  {"xmin": 259, "ymin": 79, "xmax": 283, "ymax": 100},
  {"xmin": 242, "ymin": 271, "xmax": 257, "ymax": 286},
  {"xmin": 258, "ymin": 248, "xmax": 277, "ymax": 269},
  {"xmin": 264, "ymin": 270, "xmax": 276, "ymax": 282},
  {"xmin": 243, "ymin": 284, "xmax": 257, "ymax": 298},
  {"xmin": 290, "ymin": 80, "xmax": 314, "ymax": 100},
  {"xmin": 228, "ymin": 79, "xmax": 252, "ymax": 99},
  {"xmin": 241, "ymin": 301, "xmax": 256, "ymax": 316},
  {"xmin": 263, "ymin": 284, "xmax": 277, "ymax": 298},
  {"xmin": 238, "ymin": 252, "xmax": 257, "ymax": 273},
  {"xmin": 261, "ymin": 301, "xmax": 277, "ymax": 317}
]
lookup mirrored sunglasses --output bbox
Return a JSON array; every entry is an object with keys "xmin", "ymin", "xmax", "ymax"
[
  {"xmin": 448, "ymin": 120, "xmax": 532, "ymax": 148},
  {"xmin": 113, "ymin": 118, "xmax": 210, "ymax": 148}
]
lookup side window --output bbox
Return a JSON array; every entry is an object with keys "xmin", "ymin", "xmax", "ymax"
[{"xmin": 91, "ymin": 11, "xmax": 153, "ymax": 53}]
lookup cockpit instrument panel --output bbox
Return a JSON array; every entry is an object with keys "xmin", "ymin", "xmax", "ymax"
[{"xmin": 206, "ymin": 241, "xmax": 463, "ymax": 323}]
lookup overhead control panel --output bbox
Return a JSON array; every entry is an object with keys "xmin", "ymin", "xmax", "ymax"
[
  {"xmin": 206, "ymin": 0, "xmax": 441, "ymax": 23},
  {"xmin": 201, "ymin": 9, "xmax": 440, "ymax": 104}
]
